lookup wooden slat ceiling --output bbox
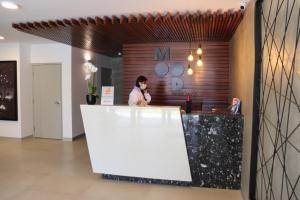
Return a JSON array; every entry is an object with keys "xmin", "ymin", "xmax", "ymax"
[{"xmin": 12, "ymin": 10, "xmax": 243, "ymax": 56}]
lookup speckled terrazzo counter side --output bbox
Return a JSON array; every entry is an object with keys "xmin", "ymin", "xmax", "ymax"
[
  {"xmin": 182, "ymin": 113, "xmax": 244, "ymax": 189},
  {"xmin": 102, "ymin": 112, "xmax": 244, "ymax": 188}
]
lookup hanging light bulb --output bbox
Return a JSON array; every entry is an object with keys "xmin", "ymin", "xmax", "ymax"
[
  {"xmin": 197, "ymin": 44, "xmax": 203, "ymax": 55},
  {"xmin": 187, "ymin": 64, "xmax": 193, "ymax": 75},
  {"xmin": 197, "ymin": 55, "xmax": 203, "ymax": 67},
  {"xmin": 187, "ymin": 51, "xmax": 194, "ymax": 62}
]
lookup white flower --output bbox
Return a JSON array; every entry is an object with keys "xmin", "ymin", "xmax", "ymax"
[
  {"xmin": 87, "ymin": 63, "xmax": 93, "ymax": 70},
  {"xmin": 85, "ymin": 74, "xmax": 91, "ymax": 80},
  {"xmin": 84, "ymin": 61, "xmax": 98, "ymax": 82},
  {"xmin": 91, "ymin": 66, "xmax": 98, "ymax": 73},
  {"xmin": 84, "ymin": 62, "xmax": 98, "ymax": 73}
]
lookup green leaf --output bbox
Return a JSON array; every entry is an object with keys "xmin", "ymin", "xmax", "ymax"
[{"xmin": 87, "ymin": 82, "xmax": 97, "ymax": 95}]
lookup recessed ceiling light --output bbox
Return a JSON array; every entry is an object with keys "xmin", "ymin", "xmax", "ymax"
[
  {"xmin": 0, "ymin": 36, "xmax": 4, "ymax": 40},
  {"xmin": 118, "ymin": 52, "xmax": 122, "ymax": 56},
  {"xmin": 1, "ymin": 1, "xmax": 20, "ymax": 10}
]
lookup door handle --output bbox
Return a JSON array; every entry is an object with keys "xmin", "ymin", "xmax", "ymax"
[{"xmin": 54, "ymin": 101, "xmax": 61, "ymax": 105}]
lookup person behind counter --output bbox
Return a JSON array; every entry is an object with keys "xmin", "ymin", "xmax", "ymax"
[{"xmin": 128, "ymin": 75, "xmax": 151, "ymax": 106}]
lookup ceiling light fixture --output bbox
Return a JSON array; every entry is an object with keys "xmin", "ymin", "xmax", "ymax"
[
  {"xmin": 0, "ymin": 36, "xmax": 4, "ymax": 40},
  {"xmin": 187, "ymin": 42, "xmax": 194, "ymax": 62},
  {"xmin": 187, "ymin": 64, "xmax": 193, "ymax": 75},
  {"xmin": 187, "ymin": 51, "xmax": 194, "ymax": 62},
  {"xmin": 196, "ymin": 44, "xmax": 202, "ymax": 55},
  {"xmin": 1, "ymin": 1, "xmax": 19, "ymax": 9},
  {"xmin": 197, "ymin": 55, "xmax": 203, "ymax": 67}
]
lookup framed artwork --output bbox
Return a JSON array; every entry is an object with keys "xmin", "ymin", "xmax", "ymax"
[{"xmin": 0, "ymin": 61, "xmax": 18, "ymax": 121}]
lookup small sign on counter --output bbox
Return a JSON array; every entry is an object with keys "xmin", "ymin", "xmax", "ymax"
[{"xmin": 101, "ymin": 86, "xmax": 114, "ymax": 105}]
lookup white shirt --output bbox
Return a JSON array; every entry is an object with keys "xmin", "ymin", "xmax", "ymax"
[{"xmin": 128, "ymin": 86, "xmax": 151, "ymax": 106}]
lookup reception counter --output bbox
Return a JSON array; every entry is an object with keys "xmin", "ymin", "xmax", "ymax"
[
  {"xmin": 182, "ymin": 112, "xmax": 243, "ymax": 189},
  {"xmin": 81, "ymin": 105, "xmax": 243, "ymax": 189},
  {"xmin": 80, "ymin": 105, "xmax": 192, "ymax": 183}
]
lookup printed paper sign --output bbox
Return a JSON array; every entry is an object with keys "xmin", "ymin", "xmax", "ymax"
[{"xmin": 101, "ymin": 86, "xmax": 114, "ymax": 105}]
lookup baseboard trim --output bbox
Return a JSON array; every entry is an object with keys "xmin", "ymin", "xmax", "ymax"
[
  {"xmin": 63, "ymin": 137, "xmax": 73, "ymax": 141},
  {"xmin": 0, "ymin": 134, "xmax": 33, "ymax": 140},
  {"xmin": 1, "ymin": 134, "xmax": 85, "ymax": 141},
  {"xmin": 0, "ymin": 136, "xmax": 22, "ymax": 140},
  {"xmin": 63, "ymin": 133, "xmax": 85, "ymax": 141},
  {"xmin": 22, "ymin": 135, "xmax": 34, "ymax": 139}
]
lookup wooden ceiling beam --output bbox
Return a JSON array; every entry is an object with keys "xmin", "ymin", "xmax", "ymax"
[
  {"xmin": 120, "ymin": 15, "xmax": 128, "ymax": 24},
  {"xmin": 137, "ymin": 14, "xmax": 145, "ymax": 23},
  {"xmin": 12, "ymin": 23, "xmax": 23, "ymax": 30},
  {"xmin": 227, "ymin": 11, "xmax": 242, "ymax": 40},
  {"xmin": 12, "ymin": 10, "xmax": 243, "ymax": 56},
  {"xmin": 56, "ymin": 20, "xmax": 66, "ymax": 27},
  {"xmin": 32, "ymin": 22, "xmax": 44, "ymax": 29},
  {"xmin": 87, "ymin": 17, "xmax": 96, "ymax": 26},
  {"xmin": 79, "ymin": 18, "xmax": 89, "ymax": 26},
  {"xmin": 164, "ymin": 12, "xmax": 180, "ymax": 41},
  {"xmin": 111, "ymin": 16, "xmax": 120, "ymax": 24},
  {"xmin": 145, "ymin": 14, "xmax": 154, "ymax": 23},
  {"xmin": 95, "ymin": 17, "xmax": 104, "ymax": 26},
  {"xmin": 128, "ymin": 15, "xmax": 137, "ymax": 23},
  {"xmin": 40, "ymin": 21, "xmax": 50, "ymax": 28},
  {"xmin": 63, "ymin": 19, "xmax": 73, "ymax": 27},
  {"xmin": 182, "ymin": 12, "xmax": 192, "ymax": 42},
  {"xmin": 154, "ymin": 13, "xmax": 163, "ymax": 23},
  {"xmin": 48, "ymin": 20, "xmax": 58, "ymax": 28},
  {"xmin": 19, "ymin": 23, "xmax": 30, "ymax": 30},
  {"xmin": 26, "ymin": 22, "xmax": 37, "ymax": 29},
  {"xmin": 71, "ymin": 18, "xmax": 80, "ymax": 26},
  {"xmin": 103, "ymin": 16, "xmax": 112, "ymax": 25}
]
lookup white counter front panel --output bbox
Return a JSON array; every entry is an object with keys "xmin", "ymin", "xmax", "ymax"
[{"xmin": 81, "ymin": 105, "xmax": 192, "ymax": 182}]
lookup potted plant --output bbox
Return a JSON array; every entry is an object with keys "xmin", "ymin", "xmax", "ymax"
[{"xmin": 85, "ymin": 61, "xmax": 98, "ymax": 105}]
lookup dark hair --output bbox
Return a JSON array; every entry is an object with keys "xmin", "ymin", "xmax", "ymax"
[
  {"xmin": 135, "ymin": 75, "xmax": 148, "ymax": 88},
  {"xmin": 135, "ymin": 75, "xmax": 148, "ymax": 101}
]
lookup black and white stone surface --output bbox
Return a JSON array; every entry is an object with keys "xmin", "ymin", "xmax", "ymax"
[
  {"xmin": 182, "ymin": 113, "xmax": 243, "ymax": 189},
  {"xmin": 102, "ymin": 174, "xmax": 191, "ymax": 186},
  {"xmin": 102, "ymin": 112, "xmax": 243, "ymax": 189}
]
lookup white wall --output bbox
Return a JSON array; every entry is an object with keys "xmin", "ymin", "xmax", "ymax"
[
  {"xmin": 19, "ymin": 43, "xmax": 33, "ymax": 138},
  {"xmin": 31, "ymin": 44, "xmax": 98, "ymax": 139},
  {"xmin": 0, "ymin": 43, "xmax": 21, "ymax": 138},
  {"xmin": 0, "ymin": 42, "xmax": 121, "ymax": 140},
  {"xmin": 31, "ymin": 43, "xmax": 72, "ymax": 139},
  {"xmin": 71, "ymin": 47, "xmax": 97, "ymax": 137},
  {"xmin": 71, "ymin": 48, "xmax": 123, "ymax": 137},
  {"xmin": 0, "ymin": 43, "xmax": 33, "ymax": 138}
]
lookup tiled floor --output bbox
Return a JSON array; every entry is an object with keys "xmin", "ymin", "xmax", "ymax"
[{"xmin": 0, "ymin": 136, "xmax": 243, "ymax": 200}]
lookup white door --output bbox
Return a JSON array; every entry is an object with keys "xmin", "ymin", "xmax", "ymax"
[{"xmin": 33, "ymin": 64, "xmax": 62, "ymax": 139}]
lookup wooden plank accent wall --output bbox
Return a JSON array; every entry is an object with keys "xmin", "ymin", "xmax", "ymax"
[{"xmin": 123, "ymin": 42, "xmax": 230, "ymax": 110}]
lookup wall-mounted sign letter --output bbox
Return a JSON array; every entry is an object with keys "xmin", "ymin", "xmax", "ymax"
[
  {"xmin": 170, "ymin": 62, "xmax": 184, "ymax": 77},
  {"xmin": 155, "ymin": 62, "xmax": 169, "ymax": 77},
  {"xmin": 154, "ymin": 48, "xmax": 170, "ymax": 61},
  {"xmin": 171, "ymin": 77, "xmax": 184, "ymax": 91}
]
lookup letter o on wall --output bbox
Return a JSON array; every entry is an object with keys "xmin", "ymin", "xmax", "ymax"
[
  {"xmin": 155, "ymin": 62, "xmax": 169, "ymax": 77},
  {"xmin": 170, "ymin": 62, "xmax": 184, "ymax": 77}
]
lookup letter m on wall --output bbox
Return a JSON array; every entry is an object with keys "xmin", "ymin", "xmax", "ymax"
[{"xmin": 154, "ymin": 48, "xmax": 170, "ymax": 61}]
